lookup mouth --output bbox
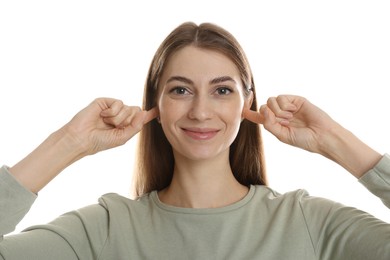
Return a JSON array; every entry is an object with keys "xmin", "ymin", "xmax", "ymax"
[{"xmin": 182, "ymin": 127, "xmax": 220, "ymax": 140}]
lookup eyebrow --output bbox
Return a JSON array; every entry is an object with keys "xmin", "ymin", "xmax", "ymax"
[
  {"xmin": 166, "ymin": 76, "xmax": 194, "ymax": 85},
  {"xmin": 166, "ymin": 76, "xmax": 237, "ymax": 85}
]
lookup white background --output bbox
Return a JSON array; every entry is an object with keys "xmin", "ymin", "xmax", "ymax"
[{"xmin": 1, "ymin": 0, "xmax": 389, "ymax": 234}]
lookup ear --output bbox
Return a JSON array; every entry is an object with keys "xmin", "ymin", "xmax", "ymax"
[
  {"xmin": 244, "ymin": 91, "xmax": 254, "ymax": 110},
  {"xmin": 244, "ymin": 90, "xmax": 254, "ymax": 109},
  {"xmin": 155, "ymin": 107, "xmax": 161, "ymax": 123}
]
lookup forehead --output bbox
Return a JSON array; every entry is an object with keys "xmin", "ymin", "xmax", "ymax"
[{"xmin": 161, "ymin": 46, "xmax": 240, "ymax": 82}]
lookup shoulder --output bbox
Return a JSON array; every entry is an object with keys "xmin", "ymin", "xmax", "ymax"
[
  {"xmin": 252, "ymin": 184, "xmax": 310, "ymax": 203},
  {"xmin": 97, "ymin": 192, "xmax": 154, "ymax": 216},
  {"xmin": 251, "ymin": 185, "xmax": 339, "ymax": 214}
]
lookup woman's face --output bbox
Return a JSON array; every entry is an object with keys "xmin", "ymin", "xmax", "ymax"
[{"xmin": 157, "ymin": 46, "xmax": 250, "ymax": 161}]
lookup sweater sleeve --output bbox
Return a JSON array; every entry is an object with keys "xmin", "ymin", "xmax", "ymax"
[
  {"xmin": 0, "ymin": 165, "xmax": 36, "ymax": 236},
  {"xmin": 0, "ymin": 166, "xmax": 109, "ymax": 260},
  {"xmin": 300, "ymin": 154, "xmax": 390, "ymax": 260},
  {"xmin": 359, "ymin": 153, "xmax": 390, "ymax": 208}
]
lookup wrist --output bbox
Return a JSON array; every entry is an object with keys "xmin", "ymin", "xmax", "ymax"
[
  {"xmin": 10, "ymin": 127, "xmax": 87, "ymax": 193},
  {"xmin": 318, "ymin": 124, "xmax": 381, "ymax": 178},
  {"xmin": 57, "ymin": 124, "xmax": 90, "ymax": 159}
]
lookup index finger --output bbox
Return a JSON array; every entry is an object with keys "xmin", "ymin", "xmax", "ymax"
[
  {"xmin": 242, "ymin": 109, "xmax": 264, "ymax": 125},
  {"xmin": 143, "ymin": 107, "xmax": 159, "ymax": 124}
]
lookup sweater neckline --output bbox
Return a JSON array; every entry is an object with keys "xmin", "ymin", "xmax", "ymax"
[{"xmin": 150, "ymin": 185, "xmax": 256, "ymax": 214}]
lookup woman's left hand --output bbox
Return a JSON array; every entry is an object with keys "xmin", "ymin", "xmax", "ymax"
[
  {"xmin": 244, "ymin": 94, "xmax": 382, "ymax": 178},
  {"xmin": 243, "ymin": 95, "xmax": 338, "ymax": 154}
]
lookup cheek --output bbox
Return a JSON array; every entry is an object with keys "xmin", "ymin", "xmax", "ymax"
[
  {"xmin": 158, "ymin": 99, "xmax": 187, "ymax": 138},
  {"xmin": 217, "ymin": 103, "xmax": 244, "ymax": 136},
  {"xmin": 159, "ymin": 98, "xmax": 179, "ymax": 122},
  {"xmin": 227, "ymin": 99, "xmax": 245, "ymax": 121}
]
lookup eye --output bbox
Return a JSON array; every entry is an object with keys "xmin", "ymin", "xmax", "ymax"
[
  {"xmin": 170, "ymin": 87, "xmax": 190, "ymax": 95},
  {"xmin": 215, "ymin": 87, "xmax": 233, "ymax": 95}
]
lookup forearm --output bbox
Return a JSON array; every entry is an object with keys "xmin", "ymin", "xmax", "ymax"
[
  {"xmin": 319, "ymin": 123, "xmax": 382, "ymax": 178},
  {"xmin": 9, "ymin": 126, "xmax": 86, "ymax": 193}
]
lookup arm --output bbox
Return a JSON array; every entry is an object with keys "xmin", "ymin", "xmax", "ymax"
[
  {"xmin": 243, "ymin": 96, "xmax": 390, "ymax": 258},
  {"xmin": 300, "ymin": 155, "xmax": 390, "ymax": 259},
  {"xmin": 1, "ymin": 98, "xmax": 158, "ymax": 254},
  {"xmin": 0, "ymin": 196, "xmax": 109, "ymax": 260},
  {"xmin": 0, "ymin": 165, "xmax": 109, "ymax": 259}
]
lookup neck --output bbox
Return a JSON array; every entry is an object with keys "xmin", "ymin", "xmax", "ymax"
[{"xmin": 158, "ymin": 152, "xmax": 249, "ymax": 208}]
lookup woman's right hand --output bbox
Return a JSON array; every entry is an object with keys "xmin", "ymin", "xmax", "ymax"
[
  {"xmin": 9, "ymin": 98, "xmax": 158, "ymax": 193},
  {"xmin": 65, "ymin": 98, "xmax": 158, "ymax": 156}
]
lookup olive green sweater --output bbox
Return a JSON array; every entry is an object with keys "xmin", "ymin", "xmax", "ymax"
[{"xmin": 1, "ymin": 155, "xmax": 390, "ymax": 259}]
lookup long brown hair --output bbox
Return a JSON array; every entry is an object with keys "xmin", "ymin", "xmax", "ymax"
[{"xmin": 134, "ymin": 22, "xmax": 267, "ymax": 197}]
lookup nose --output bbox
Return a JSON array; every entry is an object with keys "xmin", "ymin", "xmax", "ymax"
[{"xmin": 188, "ymin": 96, "xmax": 214, "ymax": 121}]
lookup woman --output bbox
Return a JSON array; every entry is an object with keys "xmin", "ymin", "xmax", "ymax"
[{"xmin": 1, "ymin": 22, "xmax": 389, "ymax": 259}]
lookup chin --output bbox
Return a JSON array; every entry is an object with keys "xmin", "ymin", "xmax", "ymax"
[{"xmin": 175, "ymin": 147, "xmax": 228, "ymax": 162}]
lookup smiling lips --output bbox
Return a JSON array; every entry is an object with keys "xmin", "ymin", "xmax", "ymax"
[{"xmin": 182, "ymin": 128, "xmax": 220, "ymax": 140}]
